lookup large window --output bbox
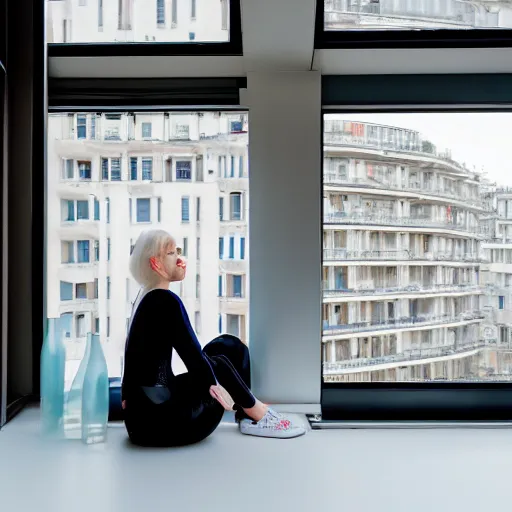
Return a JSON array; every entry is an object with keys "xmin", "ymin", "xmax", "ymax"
[
  {"xmin": 322, "ymin": 112, "xmax": 512, "ymax": 384},
  {"xmin": 323, "ymin": 0, "xmax": 512, "ymax": 31},
  {"xmin": 46, "ymin": 0, "xmax": 232, "ymax": 44},
  {"xmin": 47, "ymin": 111, "xmax": 250, "ymax": 383}
]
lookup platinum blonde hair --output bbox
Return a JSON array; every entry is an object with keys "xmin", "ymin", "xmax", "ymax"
[{"xmin": 129, "ymin": 229, "xmax": 175, "ymax": 289}]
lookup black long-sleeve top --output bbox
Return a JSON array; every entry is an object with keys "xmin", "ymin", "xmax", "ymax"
[{"xmin": 122, "ymin": 289, "xmax": 217, "ymax": 402}]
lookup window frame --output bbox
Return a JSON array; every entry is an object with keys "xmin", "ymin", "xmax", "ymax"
[
  {"xmin": 320, "ymin": 74, "xmax": 512, "ymax": 421},
  {"xmin": 315, "ymin": 0, "xmax": 512, "ymax": 50},
  {"xmin": 47, "ymin": 0, "xmax": 243, "ymax": 57}
]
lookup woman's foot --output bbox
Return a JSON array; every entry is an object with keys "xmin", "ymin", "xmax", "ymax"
[
  {"xmin": 242, "ymin": 399, "xmax": 268, "ymax": 422},
  {"xmin": 239, "ymin": 408, "xmax": 306, "ymax": 439}
]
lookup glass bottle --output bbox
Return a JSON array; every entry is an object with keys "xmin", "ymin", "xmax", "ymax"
[
  {"xmin": 64, "ymin": 332, "xmax": 92, "ymax": 439},
  {"xmin": 40, "ymin": 317, "xmax": 66, "ymax": 438},
  {"xmin": 81, "ymin": 334, "xmax": 109, "ymax": 444}
]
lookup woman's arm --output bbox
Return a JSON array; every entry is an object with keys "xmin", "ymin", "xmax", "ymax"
[{"xmin": 145, "ymin": 290, "xmax": 218, "ymax": 387}]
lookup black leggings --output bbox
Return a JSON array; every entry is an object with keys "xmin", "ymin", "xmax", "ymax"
[{"xmin": 124, "ymin": 335, "xmax": 256, "ymax": 447}]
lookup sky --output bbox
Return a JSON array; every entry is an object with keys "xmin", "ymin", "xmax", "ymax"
[{"xmin": 325, "ymin": 113, "xmax": 512, "ymax": 186}]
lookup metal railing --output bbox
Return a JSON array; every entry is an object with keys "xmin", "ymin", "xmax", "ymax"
[
  {"xmin": 324, "ymin": 212, "xmax": 482, "ymax": 235},
  {"xmin": 322, "ymin": 249, "xmax": 483, "ymax": 263},
  {"xmin": 322, "ymin": 283, "xmax": 481, "ymax": 297},
  {"xmin": 323, "ymin": 173, "xmax": 483, "ymax": 209},
  {"xmin": 323, "ymin": 311, "xmax": 485, "ymax": 336},
  {"xmin": 323, "ymin": 339, "xmax": 488, "ymax": 373}
]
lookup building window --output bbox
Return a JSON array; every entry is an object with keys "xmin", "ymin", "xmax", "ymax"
[
  {"xmin": 500, "ymin": 296, "xmax": 505, "ymax": 310},
  {"xmin": 229, "ymin": 236, "xmax": 235, "ymax": 259},
  {"xmin": 183, "ymin": 237, "xmax": 188, "ymax": 257},
  {"xmin": 107, "ymin": 276, "xmax": 111, "ymax": 300},
  {"xmin": 76, "ymin": 314, "xmax": 86, "ymax": 338},
  {"xmin": 157, "ymin": 0, "xmax": 165, "ymax": 25},
  {"xmin": 191, "ymin": 0, "xmax": 196, "ymax": 19},
  {"xmin": 142, "ymin": 122, "xmax": 152, "ymax": 139},
  {"xmin": 64, "ymin": 159, "xmax": 74, "ymax": 179},
  {"xmin": 62, "ymin": 200, "xmax": 75, "ymax": 222},
  {"xmin": 77, "ymin": 115, "xmax": 87, "ymax": 139},
  {"xmin": 176, "ymin": 161, "xmax": 192, "ymax": 180},
  {"xmin": 230, "ymin": 120, "xmax": 243, "ymax": 133},
  {"xmin": 219, "ymin": 237, "xmax": 224, "ymax": 259},
  {"xmin": 76, "ymin": 283, "xmax": 87, "ymax": 300},
  {"xmin": 196, "ymin": 274, "xmax": 200, "ymax": 299},
  {"xmin": 106, "ymin": 197, "xmax": 110, "ymax": 223},
  {"xmin": 189, "ymin": 32, "xmax": 195, "ymax": 41},
  {"xmin": 240, "ymin": 237, "xmax": 245, "ymax": 260},
  {"xmin": 94, "ymin": 199, "xmax": 100, "ymax": 220},
  {"xmin": 61, "ymin": 313, "xmax": 73, "ymax": 338},
  {"xmin": 94, "ymin": 278, "xmax": 99, "ymax": 299},
  {"xmin": 219, "ymin": 197, "xmax": 224, "ymax": 221},
  {"xmin": 142, "ymin": 158, "xmax": 153, "ymax": 180},
  {"xmin": 118, "ymin": 0, "xmax": 133, "ymax": 30},
  {"xmin": 227, "ymin": 314, "xmax": 240, "ymax": 337},
  {"xmin": 137, "ymin": 198, "xmax": 151, "ymax": 222},
  {"xmin": 91, "ymin": 115, "xmax": 96, "ymax": 139},
  {"xmin": 218, "ymin": 275, "xmax": 223, "ymax": 297},
  {"xmin": 77, "ymin": 200, "xmax": 89, "ymax": 220},
  {"xmin": 78, "ymin": 161, "xmax": 91, "ymax": 180},
  {"xmin": 233, "ymin": 275, "xmax": 242, "ymax": 298},
  {"xmin": 172, "ymin": 0, "xmax": 178, "ymax": 26},
  {"xmin": 102, "ymin": 158, "xmax": 109, "ymax": 180},
  {"xmin": 130, "ymin": 157, "xmax": 138, "ymax": 180},
  {"xmin": 230, "ymin": 192, "xmax": 242, "ymax": 221},
  {"xmin": 181, "ymin": 197, "xmax": 190, "ymax": 222},
  {"xmin": 61, "ymin": 241, "xmax": 74, "ymax": 263},
  {"xmin": 98, "ymin": 0, "xmax": 103, "ymax": 28},
  {"xmin": 221, "ymin": 0, "xmax": 228, "ymax": 30},
  {"xmin": 197, "ymin": 237, "xmax": 201, "ymax": 260},
  {"xmin": 230, "ymin": 155, "xmax": 235, "ymax": 178},
  {"xmin": 195, "ymin": 311, "xmax": 201, "ymax": 334},
  {"xmin": 111, "ymin": 158, "xmax": 121, "ymax": 181},
  {"xmin": 94, "ymin": 240, "xmax": 100, "ymax": 261},
  {"xmin": 218, "ymin": 314, "xmax": 222, "ymax": 334},
  {"xmin": 107, "ymin": 317, "xmax": 111, "ymax": 338},
  {"xmin": 60, "ymin": 281, "xmax": 73, "ymax": 301},
  {"xmin": 95, "ymin": 317, "xmax": 100, "ymax": 334},
  {"xmin": 239, "ymin": 155, "xmax": 244, "ymax": 177},
  {"xmin": 104, "ymin": 114, "xmax": 122, "ymax": 140},
  {"xmin": 196, "ymin": 197, "xmax": 201, "ymax": 221},
  {"xmin": 107, "ymin": 238, "xmax": 111, "ymax": 261},
  {"xmin": 157, "ymin": 197, "xmax": 162, "ymax": 222},
  {"xmin": 77, "ymin": 240, "xmax": 90, "ymax": 263}
]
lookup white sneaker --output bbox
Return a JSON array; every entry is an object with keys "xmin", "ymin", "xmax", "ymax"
[{"xmin": 239, "ymin": 409, "xmax": 306, "ymax": 439}]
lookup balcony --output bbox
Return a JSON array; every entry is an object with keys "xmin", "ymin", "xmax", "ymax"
[
  {"xmin": 219, "ymin": 295, "xmax": 248, "ymax": 314},
  {"xmin": 323, "ymin": 312, "xmax": 485, "ymax": 337},
  {"xmin": 323, "ymin": 173, "xmax": 484, "ymax": 210},
  {"xmin": 323, "ymin": 249, "xmax": 483, "ymax": 264},
  {"xmin": 323, "ymin": 283, "xmax": 482, "ymax": 300},
  {"xmin": 59, "ymin": 219, "xmax": 100, "ymax": 239},
  {"xmin": 323, "ymin": 339, "xmax": 488, "ymax": 375},
  {"xmin": 324, "ymin": 212, "xmax": 482, "ymax": 236}
]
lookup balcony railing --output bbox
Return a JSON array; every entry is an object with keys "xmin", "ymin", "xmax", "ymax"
[
  {"xmin": 323, "ymin": 311, "xmax": 485, "ymax": 336},
  {"xmin": 322, "ymin": 249, "xmax": 483, "ymax": 263},
  {"xmin": 322, "ymin": 283, "xmax": 481, "ymax": 297},
  {"xmin": 324, "ymin": 212, "xmax": 482, "ymax": 235},
  {"xmin": 323, "ymin": 339, "xmax": 488, "ymax": 374},
  {"xmin": 323, "ymin": 173, "xmax": 483, "ymax": 209}
]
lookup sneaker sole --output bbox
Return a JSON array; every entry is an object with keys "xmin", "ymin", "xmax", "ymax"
[{"xmin": 239, "ymin": 427, "xmax": 306, "ymax": 439}]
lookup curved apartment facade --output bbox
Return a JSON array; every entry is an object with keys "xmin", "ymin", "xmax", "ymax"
[{"xmin": 322, "ymin": 120, "xmax": 486, "ymax": 382}]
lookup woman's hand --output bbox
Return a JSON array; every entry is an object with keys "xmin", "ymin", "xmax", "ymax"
[{"xmin": 209, "ymin": 384, "xmax": 235, "ymax": 411}]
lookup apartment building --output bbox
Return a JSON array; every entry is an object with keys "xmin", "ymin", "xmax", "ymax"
[
  {"xmin": 47, "ymin": 111, "xmax": 249, "ymax": 378},
  {"xmin": 324, "ymin": 0, "xmax": 512, "ymax": 30},
  {"xmin": 46, "ymin": 0, "xmax": 230, "ymax": 43},
  {"xmin": 322, "ymin": 120, "xmax": 487, "ymax": 382}
]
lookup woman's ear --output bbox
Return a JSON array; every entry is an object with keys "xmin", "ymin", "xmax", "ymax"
[{"xmin": 149, "ymin": 257, "xmax": 160, "ymax": 272}]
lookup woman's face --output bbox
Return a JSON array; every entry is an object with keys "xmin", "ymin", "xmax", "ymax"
[{"xmin": 159, "ymin": 241, "xmax": 187, "ymax": 282}]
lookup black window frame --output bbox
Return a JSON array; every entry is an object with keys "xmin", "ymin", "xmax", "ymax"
[
  {"xmin": 321, "ymin": 74, "xmax": 512, "ymax": 421},
  {"xmin": 315, "ymin": 0, "xmax": 512, "ymax": 50},
  {"xmin": 47, "ymin": 0, "xmax": 242, "ymax": 57}
]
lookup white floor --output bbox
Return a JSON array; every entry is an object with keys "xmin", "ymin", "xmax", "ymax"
[{"xmin": 1, "ymin": 406, "xmax": 512, "ymax": 512}]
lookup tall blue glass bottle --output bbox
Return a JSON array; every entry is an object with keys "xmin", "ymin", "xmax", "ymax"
[
  {"xmin": 64, "ymin": 332, "xmax": 92, "ymax": 439},
  {"xmin": 40, "ymin": 318, "xmax": 66, "ymax": 438},
  {"xmin": 81, "ymin": 334, "xmax": 109, "ymax": 444}
]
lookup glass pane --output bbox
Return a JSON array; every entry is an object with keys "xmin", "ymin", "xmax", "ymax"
[
  {"xmin": 47, "ymin": 110, "xmax": 249, "ymax": 384},
  {"xmin": 323, "ymin": 112, "xmax": 512, "ymax": 383},
  {"xmin": 324, "ymin": 0, "xmax": 512, "ymax": 31},
  {"xmin": 46, "ymin": 0, "xmax": 230, "ymax": 44}
]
